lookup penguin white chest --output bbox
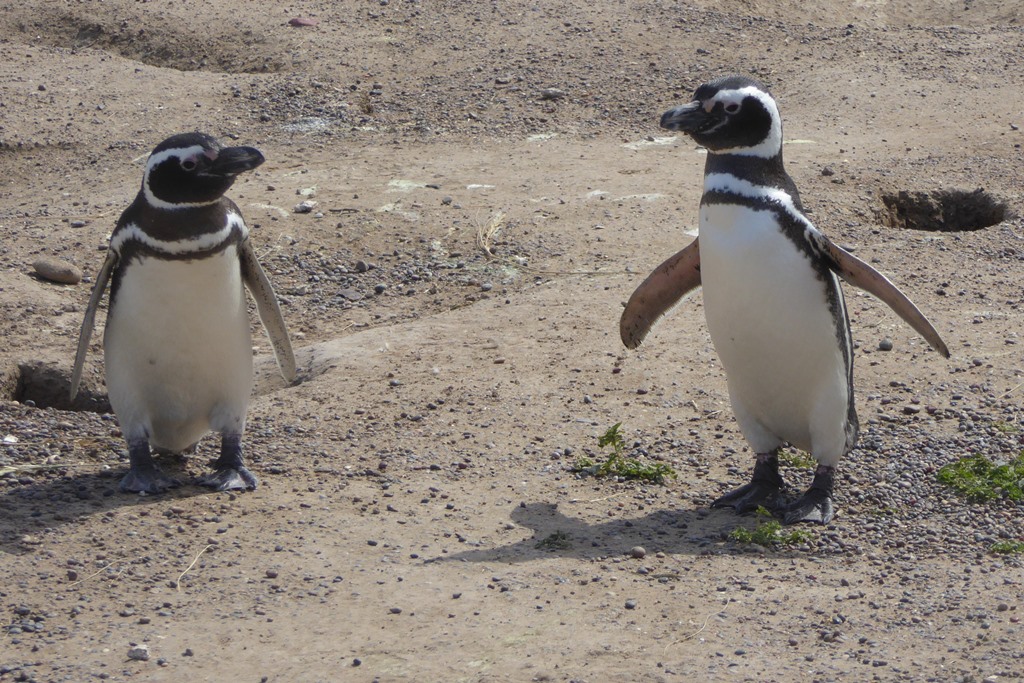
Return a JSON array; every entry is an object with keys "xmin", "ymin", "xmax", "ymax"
[
  {"xmin": 698, "ymin": 202, "xmax": 850, "ymax": 456},
  {"xmin": 104, "ymin": 246, "xmax": 253, "ymax": 451}
]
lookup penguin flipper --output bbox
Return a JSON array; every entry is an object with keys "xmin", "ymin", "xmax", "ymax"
[
  {"xmin": 70, "ymin": 250, "xmax": 117, "ymax": 400},
  {"xmin": 239, "ymin": 239, "xmax": 297, "ymax": 382},
  {"xmin": 817, "ymin": 234, "xmax": 950, "ymax": 358},
  {"xmin": 620, "ymin": 238, "xmax": 702, "ymax": 349}
]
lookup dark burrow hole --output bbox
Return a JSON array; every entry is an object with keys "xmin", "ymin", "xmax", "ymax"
[
  {"xmin": 5, "ymin": 361, "xmax": 110, "ymax": 414},
  {"xmin": 878, "ymin": 188, "xmax": 1012, "ymax": 232}
]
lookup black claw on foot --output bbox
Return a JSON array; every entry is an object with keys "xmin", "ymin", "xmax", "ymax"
[
  {"xmin": 196, "ymin": 466, "xmax": 258, "ymax": 491},
  {"xmin": 120, "ymin": 439, "xmax": 180, "ymax": 494},
  {"xmin": 712, "ymin": 451, "xmax": 785, "ymax": 514},
  {"xmin": 781, "ymin": 465, "xmax": 836, "ymax": 525},
  {"xmin": 196, "ymin": 433, "xmax": 257, "ymax": 492}
]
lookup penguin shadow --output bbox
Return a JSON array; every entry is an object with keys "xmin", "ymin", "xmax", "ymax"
[
  {"xmin": 427, "ymin": 501, "xmax": 769, "ymax": 565},
  {"xmin": 0, "ymin": 456, "xmax": 217, "ymax": 556}
]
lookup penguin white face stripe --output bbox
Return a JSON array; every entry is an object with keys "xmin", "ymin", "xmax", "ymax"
[
  {"xmin": 111, "ymin": 212, "xmax": 248, "ymax": 256},
  {"xmin": 143, "ymin": 145, "xmax": 221, "ymax": 210},
  {"xmin": 710, "ymin": 87, "xmax": 783, "ymax": 158},
  {"xmin": 145, "ymin": 145, "xmax": 211, "ymax": 173}
]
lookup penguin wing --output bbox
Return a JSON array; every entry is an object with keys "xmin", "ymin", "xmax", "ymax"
[
  {"xmin": 239, "ymin": 239, "xmax": 297, "ymax": 382},
  {"xmin": 620, "ymin": 238, "xmax": 702, "ymax": 349},
  {"xmin": 815, "ymin": 232, "xmax": 950, "ymax": 358},
  {"xmin": 70, "ymin": 250, "xmax": 118, "ymax": 400}
]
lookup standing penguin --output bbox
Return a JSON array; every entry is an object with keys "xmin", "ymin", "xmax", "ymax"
[
  {"xmin": 621, "ymin": 76, "xmax": 949, "ymax": 524},
  {"xmin": 71, "ymin": 132, "xmax": 296, "ymax": 494}
]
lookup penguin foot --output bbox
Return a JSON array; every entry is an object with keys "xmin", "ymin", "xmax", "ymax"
[
  {"xmin": 119, "ymin": 465, "xmax": 181, "ymax": 494},
  {"xmin": 712, "ymin": 450, "xmax": 785, "ymax": 514},
  {"xmin": 121, "ymin": 439, "xmax": 181, "ymax": 494},
  {"xmin": 712, "ymin": 480, "xmax": 785, "ymax": 514},
  {"xmin": 781, "ymin": 489, "xmax": 835, "ymax": 524},
  {"xmin": 780, "ymin": 465, "xmax": 836, "ymax": 525},
  {"xmin": 196, "ymin": 466, "xmax": 258, "ymax": 492},
  {"xmin": 196, "ymin": 433, "xmax": 257, "ymax": 491}
]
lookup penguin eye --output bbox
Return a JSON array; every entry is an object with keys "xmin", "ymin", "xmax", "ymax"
[
  {"xmin": 724, "ymin": 102, "xmax": 741, "ymax": 114},
  {"xmin": 180, "ymin": 159, "xmax": 198, "ymax": 172}
]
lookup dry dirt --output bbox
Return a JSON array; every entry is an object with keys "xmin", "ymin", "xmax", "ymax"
[{"xmin": 2, "ymin": 1, "xmax": 1023, "ymax": 681}]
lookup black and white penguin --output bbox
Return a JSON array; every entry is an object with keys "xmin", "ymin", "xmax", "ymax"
[
  {"xmin": 621, "ymin": 76, "xmax": 949, "ymax": 524},
  {"xmin": 71, "ymin": 132, "xmax": 296, "ymax": 494}
]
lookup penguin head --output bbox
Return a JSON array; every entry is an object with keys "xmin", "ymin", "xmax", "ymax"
[
  {"xmin": 660, "ymin": 76, "xmax": 783, "ymax": 158},
  {"xmin": 141, "ymin": 132, "xmax": 265, "ymax": 209}
]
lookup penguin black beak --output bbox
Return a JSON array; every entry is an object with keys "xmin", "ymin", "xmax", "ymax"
[
  {"xmin": 207, "ymin": 146, "xmax": 265, "ymax": 177},
  {"xmin": 660, "ymin": 100, "xmax": 717, "ymax": 133}
]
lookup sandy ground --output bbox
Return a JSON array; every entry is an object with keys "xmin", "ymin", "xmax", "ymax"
[{"xmin": 1, "ymin": 1, "xmax": 1023, "ymax": 681}]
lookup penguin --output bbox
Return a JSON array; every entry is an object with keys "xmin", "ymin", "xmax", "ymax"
[
  {"xmin": 620, "ymin": 76, "xmax": 949, "ymax": 524},
  {"xmin": 71, "ymin": 132, "xmax": 296, "ymax": 494}
]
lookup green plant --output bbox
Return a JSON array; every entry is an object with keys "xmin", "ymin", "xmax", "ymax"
[
  {"xmin": 992, "ymin": 421, "xmax": 1019, "ymax": 434},
  {"xmin": 574, "ymin": 423, "xmax": 676, "ymax": 484},
  {"xmin": 779, "ymin": 449, "xmax": 816, "ymax": 469},
  {"xmin": 990, "ymin": 540, "xmax": 1024, "ymax": 555},
  {"xmin": 728, "ymin": 507, "xmax": 814, "ymax": 546},
  {"xmin": 535, "ymin": 530, "xmax": 572, "ymax": 551},
  {"xmin": 936, "ymin": 453, "xmax": 1024, "ymax": 502}
]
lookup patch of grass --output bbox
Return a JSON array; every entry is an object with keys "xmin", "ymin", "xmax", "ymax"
[
  {"xmin": 992, "ymin": 421, "xmax": 1019, "ymax": 434},
  {"xmin": 573, "ymin": 423, "xmax": 676, "ymax": 484},
  {"xmin": 535, "ymin": 530, "xmax": 572, "ymax": 551},
  {"xmin": 728, "ymin": 507, "xmax": 814, "ymax": 547},
  {"xmin": 990, "ymin": 540, "xmax": 1024, "ymax": 555},
  {"xmin": 779, "ymin": 449, "xmax": 816, "ymax": 469},
  {"xmin": 936, "ymin": 452, "xmax": 1024, "ymax": 502}
]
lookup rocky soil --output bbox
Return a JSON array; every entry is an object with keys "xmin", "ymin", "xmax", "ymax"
[{"xmin": 1, "ymin": 1, "xmax": 1023, "ymax": 681}]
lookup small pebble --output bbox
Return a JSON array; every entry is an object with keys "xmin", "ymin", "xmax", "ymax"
[
  {"xmin": 265, "ymin": 569, "xmax": 279, "ymax": 579},
  {"xmin": 33, "ymin": 258, "xmax": 83, "ymax": 285},
  {"xmin": 629, "ymin": 546, "xmax": 646, "ymax": 559},
  {"xmin": 288, "ymin": 17, "xmax": 319, "ymax": 27},
  {"xmin": 294, "ymin": 200, "xmax": 318, "ymax": 214},
  {"xmin": 624, "ymin": 599, "xmax": 638, "ymax": 610},
  {"xmin": 878, "ymin": 338, "xmax": 893, "ymax": 351},
  {"xmin": 127, "ymin": 643, "xmax": 150, "ymax": 661}
]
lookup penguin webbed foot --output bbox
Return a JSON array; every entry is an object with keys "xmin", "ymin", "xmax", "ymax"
[
  {"xmin": 712, "ymin": 451, "xmax": 785, "ymax": 514},
  {"xmin": 196, "ymin": 465, "xmax": 258, "ymax": 491},
  {"xmin": 196, "ymin": 434, "xmax": 257, "ymax": 491},
  {"xmin": 712, "ymin": 479, "xmax": 784, "ymax": 514},
  {"xmin": 781, "ymin": 465, "xmax": 836, "ymax": 525},
  {"xmin": 121, "ymin": 441, "xmax": 181, "ymax": 494}
]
